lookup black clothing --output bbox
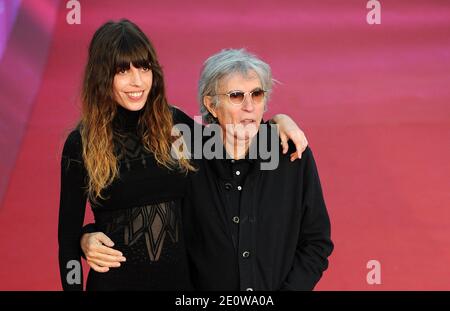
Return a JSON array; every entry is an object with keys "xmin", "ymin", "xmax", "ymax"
[
  {"xmin": 183, "ymin": 130, "xmax": 333, "ymax": 291},
  {"xmin": 58, "ymin": 106, "xmax": 194, "ymax": 291},
  {"xmin": 220, "ymin": 158, "xmax": 253, "ymax": 250},
  {"xmin": 74, "ymin": 117, "xmax": 333, "ymax": 291}
]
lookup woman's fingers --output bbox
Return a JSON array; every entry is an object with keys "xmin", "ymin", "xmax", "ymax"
[
  {"xmin": 82, "ymin": 232, "xmax": 124, "ymax": 257},
  {"xmin": 289, "ymin": 131, "xmax": 308, "ymax": 160},
  {"xmin": 82, "ymin": 232, "xmax": 126, "ymax": 269},
  {"xmin": 88, "ymin": 258, "xmax": 122, "ymax": 268},
  {"xmin": 96, "ymin": 232, "xmax": 115, "ymax": 247},
  {"xmin": 93, "ymin": 244, "xmax": 124, "ymax": 258},
  {"xmin": 85, "ymin": 244, "xmax": 126, "ymax": 264},
  {"xmin": 280, "ymin": 133, "xmax": 289, "ymax": 154},
  {"xmin": 86, "ymin": 251, "xmax": 125, "ymax": 264},
  {"xmin": 87, "ymin": 261, "xmax": 110, "ymax": 273},
  {"xmin": 290, "ymin": 152, "xmax": 299, "ymax": 162}
]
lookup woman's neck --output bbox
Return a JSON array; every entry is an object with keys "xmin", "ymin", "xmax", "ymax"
[{"xmin": 114, "ymin": 105, "xmax": 143, "ymax": 129}]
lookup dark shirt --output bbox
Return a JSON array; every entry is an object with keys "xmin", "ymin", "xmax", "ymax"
[
  {"xmin": 221, "ymin": 158, "xmax": 253, "ymax": 250},
  {"xmin": 183, "ymin": 128, "xmax": 333, "ymax": 291}
]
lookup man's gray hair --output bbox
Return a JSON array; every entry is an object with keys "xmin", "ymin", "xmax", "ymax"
[{"xmin": 198, "ymin": 49, "xmax": 273, "ymax": 124}]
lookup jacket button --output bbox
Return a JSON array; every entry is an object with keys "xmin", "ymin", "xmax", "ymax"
[
  {"xmin": 224, "ymin": 183, "xmax": 232, "ymax": 190},
  {"xmin": 232, "ymin": 216, "xmax": 240, "ymax": 224},
  {"xmin": 246, "ymin": 288, "xmax": 253, "ymax": 291},
  {"xmin": 237, "ymin": 186, "xmax": 242, "ymax": 191},
  {"xmin": 242, "ymin": 251, "xmax": 250, "ymax": 258},
  {"xmin": 235, "ymin": 170, "xmax": 241, "ymax": 176}
]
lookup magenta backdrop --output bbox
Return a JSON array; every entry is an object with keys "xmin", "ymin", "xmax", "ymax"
[{"xmin": 0, "ymin": 0, "xmax": 449, "ymax": 290}]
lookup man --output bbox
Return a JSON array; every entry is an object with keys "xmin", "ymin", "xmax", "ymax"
[{"xmin": 184, "ymin": 49, "xmax": 333, "ymax": 290}]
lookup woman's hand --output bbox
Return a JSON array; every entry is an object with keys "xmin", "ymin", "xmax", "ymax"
[
  {"xmin": 80, "ymin": 232, "xmax": 126, "ymax": 273},
  {"xmin": 271, "ymin": 114, "xmax": 308, "ymax": 161}
]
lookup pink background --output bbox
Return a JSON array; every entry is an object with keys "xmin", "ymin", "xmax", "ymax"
[{"xmin": 0, "ymin": 0, "xmax": 449, "ymax": 290}]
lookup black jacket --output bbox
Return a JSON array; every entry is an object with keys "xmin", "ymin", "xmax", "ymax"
[{"xmin": 183, "ymin": 134, "xmax": 333, "ymax": 291}]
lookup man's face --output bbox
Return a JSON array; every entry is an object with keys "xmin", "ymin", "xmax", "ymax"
[{"xmin": 206, "ymin": 71, "xmax": 265, "ymax": 142}]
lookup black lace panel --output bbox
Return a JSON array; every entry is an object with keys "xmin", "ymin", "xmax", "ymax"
[
  {"xmin": 100, "ymin": 201, "xmax": 179, "ymax": 263},
  {"xmin": 114, "ymin": 131, "xmax": 149, "ymax": 170}
]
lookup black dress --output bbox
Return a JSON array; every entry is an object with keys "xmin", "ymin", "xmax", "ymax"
[{"xmin": 58, "ymin": 106, "xmax": 194, "ymax": 291}]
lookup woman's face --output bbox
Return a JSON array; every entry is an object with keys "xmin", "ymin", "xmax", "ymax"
[{"xmin": 113, "ymin": 63, "xmax": 153, "ymax": 111}]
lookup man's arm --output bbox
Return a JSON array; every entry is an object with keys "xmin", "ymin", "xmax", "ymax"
[{"xmin": 281, "ymin": 147, "xmax": 334, "ymax": 290}]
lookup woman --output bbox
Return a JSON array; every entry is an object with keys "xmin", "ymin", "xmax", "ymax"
[{"xmin": 58, "ymin": 19, "xmax": 307, "ymax": 291}]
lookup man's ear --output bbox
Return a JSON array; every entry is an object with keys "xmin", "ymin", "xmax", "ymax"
[{"xmin": 204, "ymin": 96, "xmax": 218, "ymax": 118}]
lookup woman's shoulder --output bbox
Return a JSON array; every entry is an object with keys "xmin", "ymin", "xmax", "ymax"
[{"xmin": 62, "ymin": 127, "xmax": 83, "ymax": 160}]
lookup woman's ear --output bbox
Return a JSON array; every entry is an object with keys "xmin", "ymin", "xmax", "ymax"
[{"xmin": 204, "ymin": 96, "xmax": 218, "ymax": 118}]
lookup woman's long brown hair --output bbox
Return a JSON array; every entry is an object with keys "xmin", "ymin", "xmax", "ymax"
[{"xmin": 80, "ymin": 19, "xmax": 193, "ymax": 201}]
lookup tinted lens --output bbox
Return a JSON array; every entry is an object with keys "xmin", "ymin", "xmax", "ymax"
[
  {"xmin": 228, "ymin": 91, "xmax": 245, "ymax": 105},
  {"xmin": 251, "ymin": 89, "xmax": 265, "ymax": 103}
]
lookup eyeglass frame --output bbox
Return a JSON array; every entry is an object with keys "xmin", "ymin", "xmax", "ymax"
[{"xmin": 211, "ymin": 89, "xmax": 268, "ymax": 106}]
